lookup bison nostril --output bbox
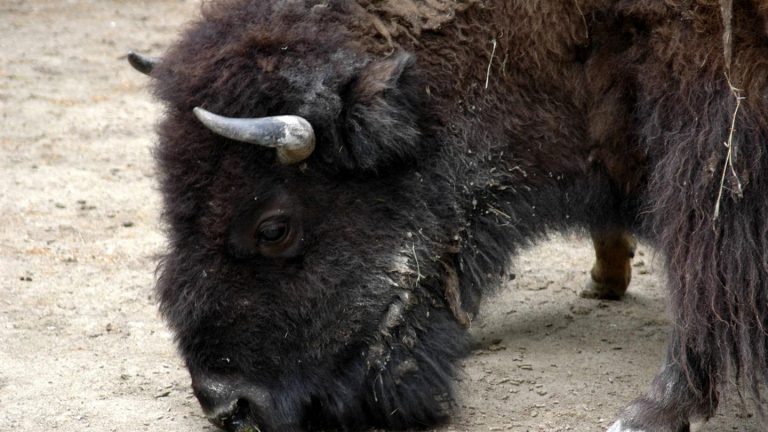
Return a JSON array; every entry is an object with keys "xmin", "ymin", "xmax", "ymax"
[
  {"xmin": 204, "ymin": 397, "xmax": 261, "ymax": 432},
  {"xmin": 192, "ymin": 375, "xmax": 272, "ymax": 431},
  {"xmin": 217, "ymin": 399, "xmax": 256, "ymax": 432}
]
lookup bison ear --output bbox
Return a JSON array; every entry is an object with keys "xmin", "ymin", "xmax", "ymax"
[{"xmin": 341, "ymin": 52, "xmax": 424, "ymax": 172}]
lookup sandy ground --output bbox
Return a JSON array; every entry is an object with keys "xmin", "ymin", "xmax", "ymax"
[{"xmin": 0, "ymin": 1, "xmax": 760, "ymax": 431}]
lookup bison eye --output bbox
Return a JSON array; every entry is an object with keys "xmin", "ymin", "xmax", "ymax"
[
  {"xmin": 256, "ymin": 218, "xmax": 289, "ymax": 244},
  {"xmin": 229, "ymin": 197, "xmax": 303, "ymax": 259}
]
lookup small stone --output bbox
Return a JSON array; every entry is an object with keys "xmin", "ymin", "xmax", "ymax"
[{"xmin": 569, "ymin": 304, "xmax": 592, "ymax": 315}]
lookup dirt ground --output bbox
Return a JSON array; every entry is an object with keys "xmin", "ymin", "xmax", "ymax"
[{"xmin": 0, "ymin": 1, "xmax": 760, "ymax": 431}]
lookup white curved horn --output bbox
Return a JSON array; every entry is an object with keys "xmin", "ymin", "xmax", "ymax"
[{"xmin": 193, "ymin": 107, "xmax": 316, "ymax": 164}]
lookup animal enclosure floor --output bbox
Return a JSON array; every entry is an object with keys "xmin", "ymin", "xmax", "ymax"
[{"xmin": 0, "ymin": 1, "xmax": 759, "ymax": 431}]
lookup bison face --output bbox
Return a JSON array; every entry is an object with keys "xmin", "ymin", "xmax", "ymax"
[
  {"xmin": 157, "ymin": 173, "xmax": 467, "ymax": 431},
  {"xmin": 146, "ymin": 4, "xmax": 470, "ymax": 431}
]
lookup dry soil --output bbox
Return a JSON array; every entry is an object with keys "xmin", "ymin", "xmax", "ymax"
[{"xmin": 0, "ymin": 1, "xmax": 760, "ymax": 431}]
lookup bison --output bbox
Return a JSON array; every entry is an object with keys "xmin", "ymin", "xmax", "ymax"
[{"xmin": 128, "ymin": 0, "xmax": 768, "ymax": 431}]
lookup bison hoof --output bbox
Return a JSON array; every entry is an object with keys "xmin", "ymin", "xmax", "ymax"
[
  {"xmin": 607, "ymin": 419, "xmax": 706, "ymax": 432},
  {"xmin": 607, "ymin": 398, "xmax": 709, "ymax": 432},
  {"xmin": 580, "ymin": 279, "xmax": 626, "ymax": 300},
  {"xmin": 607, "ymin": 420, "xmax": 646, "ymax": 432}
]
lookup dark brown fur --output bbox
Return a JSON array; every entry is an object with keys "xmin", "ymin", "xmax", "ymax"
[
  {"xmin": 144, "ymin": 0, "xmax": 768, "ymax": 430},
  {"xmin": 634, "ymin": 0, "xmax": 768, "ymax": 416}
]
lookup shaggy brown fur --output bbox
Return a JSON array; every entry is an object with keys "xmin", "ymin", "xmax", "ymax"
[
  {"xmin": 143, "ymin": 0, "xmax": 768, "ymax": 430},
  {"xmin": 633, "ymin": 0, "xmax": 768, "ymax": 414}
]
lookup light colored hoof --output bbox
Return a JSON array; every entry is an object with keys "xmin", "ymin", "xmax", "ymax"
[
  {"xmin": 690, "ymin": 420, "xmax": 706, "ymax": 432},
  {"xmin": 580, "ymin": 279, "xmax": 626, "ymax": 300},
  {"xmin": 606, "ymin": 420, "xmax": 647, "ymax": 432},
  {"xmin": 606, "ymin": 419, "xmax": 705, "ymax": 432}
]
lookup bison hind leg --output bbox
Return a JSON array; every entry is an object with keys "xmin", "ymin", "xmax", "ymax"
[
  {"xmin": 580, "ymin": 228, "xmax": 637, "ymax": 300},
  {"xmin": 606, "ymin": 331, "xmax": 718, "ymax": 432}
]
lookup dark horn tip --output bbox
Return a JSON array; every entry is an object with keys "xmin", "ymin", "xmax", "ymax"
[{"xmin": 127, "ymin": 51, "xmax": 158, "ymax": 75}]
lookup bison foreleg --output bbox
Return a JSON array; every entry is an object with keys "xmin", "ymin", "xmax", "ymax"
[
  {"xmin": 607, "ymin": 333, "xmax": 718, "ymax": 432},
  {"xmin": 581, "ymin": 228, "xmax": 637, "ymax": 300}
]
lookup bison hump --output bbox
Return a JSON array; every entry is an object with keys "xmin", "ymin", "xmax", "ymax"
[{"xmin": 358, "ymin": 0, "xmax": 479, "ymax": 41}]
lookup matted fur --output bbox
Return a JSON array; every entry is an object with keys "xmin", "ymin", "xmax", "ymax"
[
  {"xmin": 145, "ymin": 0, "xmax": 768, "ymax": 430},
  {"xmin": 632, "ymin": 0, "xmax": 768, "ymax": 412}
]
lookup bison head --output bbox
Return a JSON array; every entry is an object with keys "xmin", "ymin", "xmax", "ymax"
[{"xmin": 135, "ymin": 2, "xmax": 473, "ymax": 431}]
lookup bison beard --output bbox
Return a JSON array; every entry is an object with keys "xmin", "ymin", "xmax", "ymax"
[{"xmin": 132, "ymin": 0, "xmax": 768, "ymax": 431}]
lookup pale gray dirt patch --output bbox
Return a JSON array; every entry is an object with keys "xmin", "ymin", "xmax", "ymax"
[{"xmin": 0, "ymin": 1, "xmax": 759, "ymax": 431}]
